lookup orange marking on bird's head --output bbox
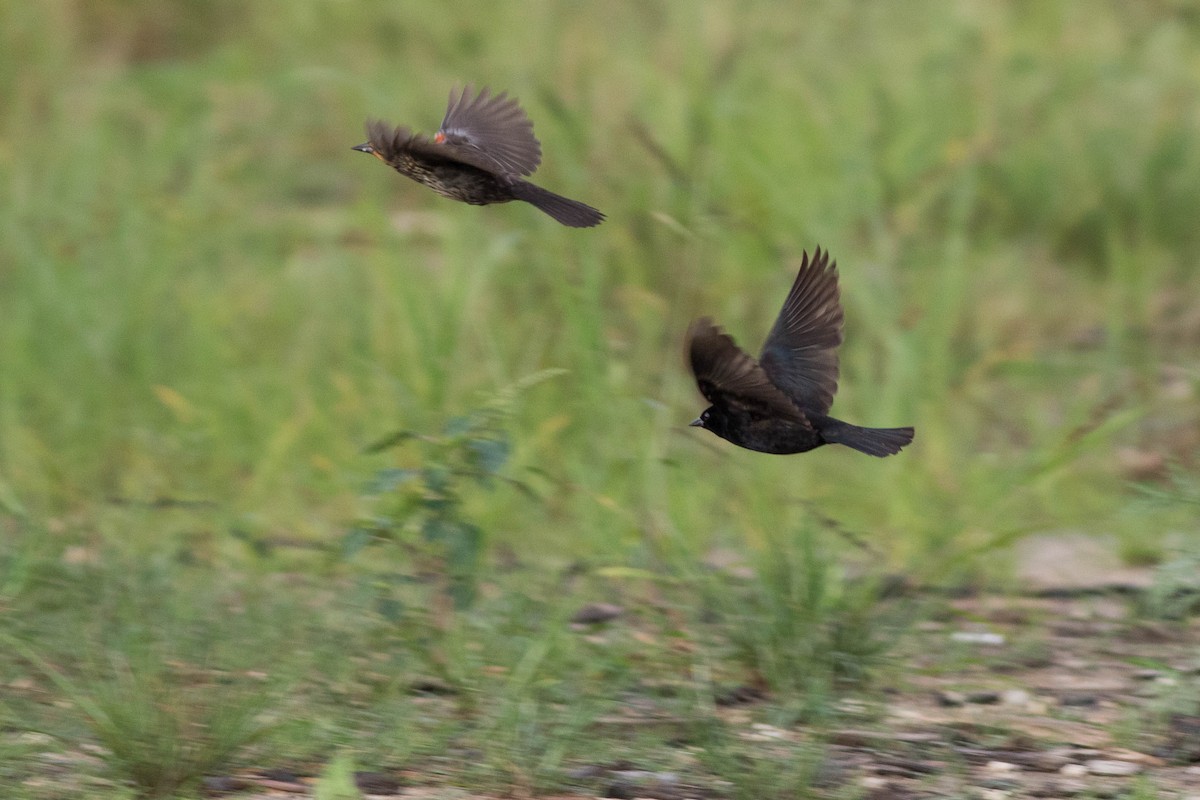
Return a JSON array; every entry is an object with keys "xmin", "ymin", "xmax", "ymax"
[{"xmin": 434, "ymin": 132, "xmax": 446, "ymax": 144}]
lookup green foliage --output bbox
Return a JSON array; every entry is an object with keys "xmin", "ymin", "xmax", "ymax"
[
  {"xmin": 1128, "ymin": 467, "xmax": 1200, "ymax": 619},
  {"xmin": 705, "ymin": 522, "xmax": 897, "ymax": 717},
  {"xmin": 349, "ymin": 412, "xmax": 504, "ymax": 613},
  {"xmin": 1133, "ymin": 466, "xmax": 1200, "ymax": 510},
  {"xmin": 694, "ymin": 721, "xmax": 829, "ymax": 800},
  {"xmin": 467, "ymin": 635, "xmax": 596, "ymax": 793},
  {"xmin": 346, "ymin": 372, "xmax": 559, "ymax": 626},
  {"xmin": 1135, "ymin": 549, "xmax": 1200, "ymax": 620},
  {"xmin": 314, "ymin": 752, "xmax": 364, "ymax": 800},
  {"xmin": 2, "ymin": 570, "xmax": 295, "ymax": 799},
  {"xmin": 2, "ymin": 0, "xmax": 1193, "ymax": 565}
]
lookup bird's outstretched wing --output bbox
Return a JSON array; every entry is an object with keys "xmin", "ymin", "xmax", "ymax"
[
  {"xmin": 435, "ymin": 85, "xmax": 542, "ymax": 176},
  {"xmin": 758, "ymin": 248, "xmax": 844, "ymax": 415},
  {"xmin": 688, "ymin": 318, "xmax": 810, "ymax": 424}
]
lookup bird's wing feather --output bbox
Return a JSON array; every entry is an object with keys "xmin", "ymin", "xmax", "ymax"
[
  {"xmin": 365, "ymin": 119, "xmax": 494, "ymax": 172},
  {"xmin": 688, "ymin": 318, "xmax": 810, "ymax": 425},
  {"xmin": 435, "ymin": 85, "xmax": 542, "ymax": 176},
  {"xmin": 365, "ymin": 120, "xmax": 420, "ymax": 161},
  {"xmin": 758, "ymin": 248, "xmax": 844, "ymax": 415}
]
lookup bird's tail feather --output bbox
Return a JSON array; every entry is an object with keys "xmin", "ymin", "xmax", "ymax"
[
  {"xmin": 511, "ymin": 181, "xmax": 604, "ymax": 227},
  {"xmin": 821, "ymin": 420, "xmax": 914, "ymax": 457}
]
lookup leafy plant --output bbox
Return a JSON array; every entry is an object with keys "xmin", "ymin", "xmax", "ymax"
[{"xmin": 346, "ymin": 372, "xmax": 562, "ymax": 620}]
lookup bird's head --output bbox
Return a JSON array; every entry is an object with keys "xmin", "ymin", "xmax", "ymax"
[
  {"xmin": 689, "ymin": 407, "xmax": 725, "ymax": 436},
  {"xmin": 353, "ymin": 120, "xmax": 408, "ymax": 162},
  {"xmin": 352, "ymin": 141, "xmax": 388, "ymax": 164}
]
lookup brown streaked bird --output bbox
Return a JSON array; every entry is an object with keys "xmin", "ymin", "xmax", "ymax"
[
  {"xmin": 353, "ymin": 86, "xmax": 604, "ymax": 228},
  {"xmin": 687, "ymin": 248, "xmax": 914, "ymax": 457}
]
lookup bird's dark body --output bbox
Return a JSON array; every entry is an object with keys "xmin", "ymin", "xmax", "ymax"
[
  {"xmin": 386, "ymin": 147, "xmax": 518, "ymax": 204},
  {"xmin": 354, "ymin": 87, "xmax": 603, "ymax": 227},
  {"xmin": 692, "ymin": 399, "xmax": 823, "ymax": 454},
  {"xmin": 687, "ymin": 248, "xmax": 914, "ymax": 458},
  {"xmin": 695, "ymin": 401, "xmax": 913, "ymax": 457}
]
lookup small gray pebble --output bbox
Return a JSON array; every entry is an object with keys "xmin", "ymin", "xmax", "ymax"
[{"xmin": 1084, "ymin": 759, "xmax": 1141, "ymax": 777}]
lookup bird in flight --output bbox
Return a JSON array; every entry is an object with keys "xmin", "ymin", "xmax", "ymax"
[
  {"xmin": 687, "ymin": 248, "xmax": 914, "ymax": 457},
  {"xmin": 353, "ymin": 86, "xmax": 604, "ymax": 228}
]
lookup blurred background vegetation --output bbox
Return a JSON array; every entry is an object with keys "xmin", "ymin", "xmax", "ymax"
[
  {"xmin": 3, "ymin": 0, "xmax": 1196, "ymax": 569},
  {"xmin": 1, "ymin": 0, "xmax": 1199, "ymax": 795}
]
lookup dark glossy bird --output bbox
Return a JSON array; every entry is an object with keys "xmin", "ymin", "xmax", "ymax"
[
  {"xmin": 353, "ymin": 86, "xmax": 604, "ymax": 228},
  {"xmin": 687, "ymin": 248, "xmax": 914, "ymax": 457}
]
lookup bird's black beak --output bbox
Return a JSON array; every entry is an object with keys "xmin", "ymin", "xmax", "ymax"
[
  {"xmin": 351, "ymin": 143, "xmax": 373, "ymax": 153},
  {"xmin": 688, "ymin": 417, "xmax": 704, "ymax": 427}
]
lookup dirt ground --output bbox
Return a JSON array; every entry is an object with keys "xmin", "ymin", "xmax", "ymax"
[
  {"xmin": 203, "ymin": 594, "xmax": 1199, "ymax": 799},
  {"xmin": 17, "ymin": 534, "xmax": 1200, "ymax": 799},
  {"xmin": 835, "ymin": 592, "xmax": 1200, "ymax": 799}
]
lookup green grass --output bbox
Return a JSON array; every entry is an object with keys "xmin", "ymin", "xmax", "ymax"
[{"xmin": 2, "ymin": 1, "xmax": 1199, "ymax": 796}]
